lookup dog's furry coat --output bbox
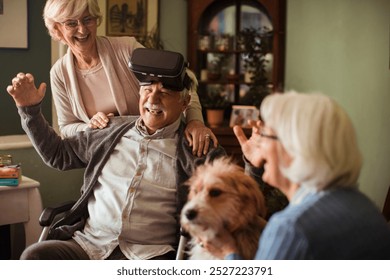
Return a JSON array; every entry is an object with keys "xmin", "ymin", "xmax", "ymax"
[{"xmin": 180, "ymin": 157, "xmax": 267, "ymax": 259}]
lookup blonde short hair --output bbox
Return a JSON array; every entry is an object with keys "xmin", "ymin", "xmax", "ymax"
[
  {"xmin": 260, "ymin": 91, "xmax": 362, "ymax": 190},
  {"xmin": 43, "ymin": 0, "xmax": 103, "ymax": 41}
]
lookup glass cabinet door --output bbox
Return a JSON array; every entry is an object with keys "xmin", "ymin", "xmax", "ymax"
[{"xmin": 187, "ymin": 0, "xmax": 286, "ymax": 120}]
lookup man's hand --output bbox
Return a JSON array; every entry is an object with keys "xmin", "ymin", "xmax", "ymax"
[
  {"xmin": 233, "ymin": 120, "xmax": 265, "ymax": 168},
  {"xmin": 6, "ymin": 73, "xmax": 46, "ymax": 107},
  {"xmin": 185, "ymin": 120, "xmax": 218, "ymax": 157}
]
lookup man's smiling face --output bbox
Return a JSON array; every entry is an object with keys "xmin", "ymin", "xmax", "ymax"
[{"xmin": 139, "ymin": 82, "xmax": 189, "ymax": 134}]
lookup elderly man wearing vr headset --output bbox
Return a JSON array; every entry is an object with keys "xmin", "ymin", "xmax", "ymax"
[{"xmin": 6, "ymin": 49, "xmax": 226, "ymax": 260}]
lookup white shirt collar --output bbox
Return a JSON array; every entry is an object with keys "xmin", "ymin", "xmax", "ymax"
[{"xmin": 135, "ymin": 117, "xmax": 181, "ymax": 139}]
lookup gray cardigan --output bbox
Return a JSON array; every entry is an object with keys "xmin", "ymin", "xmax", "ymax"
[{"xmin": 19, "ymin": 104, "xmax": 226, "ymax": 241}]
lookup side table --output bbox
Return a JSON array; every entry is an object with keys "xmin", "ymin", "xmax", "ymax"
[{"xmin": 0, "ymin": 176, "xmax": 43, "ymax": 255}]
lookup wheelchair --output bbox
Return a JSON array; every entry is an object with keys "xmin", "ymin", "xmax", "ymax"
[{"xmin": 37, "ymin": 200, "xmax": 189, "ymax": 260}]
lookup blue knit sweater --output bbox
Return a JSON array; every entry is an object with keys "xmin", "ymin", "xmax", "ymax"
[{"xmin": 227, "ymin": 181, "xmax": 390, "ymax": 260}]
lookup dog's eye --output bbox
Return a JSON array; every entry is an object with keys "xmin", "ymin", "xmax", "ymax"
[{"xmin": 209, "ymin": 188, "xmax": 222, "ymax": 197}]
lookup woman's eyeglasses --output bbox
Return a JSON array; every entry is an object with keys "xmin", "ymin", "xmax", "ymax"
[
  {"xmin": 61, "ymin": 16, "xmax": 97, "ymax": 30},
  {"xmin": 260, "ymin": 132, "xmax": 278, "ymax": 140}
]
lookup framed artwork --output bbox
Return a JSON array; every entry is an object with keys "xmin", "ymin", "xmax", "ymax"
[
  {"xmin": 229, "ymin": 105, "xmax": 259, "ymax": 128},
  {"xmin": 106, "ymin": 0, "xmax": 159, "ymax": 38},
  {"xmin": 0, "ymin": 0, "xmax": 28, "ymax": 49}
]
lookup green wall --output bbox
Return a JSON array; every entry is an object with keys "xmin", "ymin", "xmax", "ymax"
[
  {"xmin": 284, "ymin": 0, "xmax": 390, "ymax": 208},
  {"xmin": 0, "ymin": 0, "xmax": 82, "ymax": 208},
  {"xmin": 159, "ymin": 0, "xmax": 187, "ymax": 55},
  {"xmin": 1, "ymin": 0, "xmax": 389, "ymax": 211},
  {"xmin": 0, "ymin": 0, "xmax": 52, "ymax": 136}
]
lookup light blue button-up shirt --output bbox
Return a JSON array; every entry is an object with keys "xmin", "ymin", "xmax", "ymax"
[{"xmin": 73, "ymin": 117, "xmax": 180, "ymax": 259}]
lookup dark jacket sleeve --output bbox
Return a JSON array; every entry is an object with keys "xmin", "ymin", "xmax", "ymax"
[
  {"xmin": 176, "ymin": 122, "xmax": 227, "ymax": 212},
  {"xmin": 244, "ymin": 158, "xmax": 289, "ymax": 219},
  {"xmin": 18, "ymin": 103, "xmax": 89, "ymax": 170}
]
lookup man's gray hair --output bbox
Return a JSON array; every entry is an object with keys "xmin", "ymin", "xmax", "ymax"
[{"xmin": 180, "ymin": 69, "xmax": 198, "ymax": 102}]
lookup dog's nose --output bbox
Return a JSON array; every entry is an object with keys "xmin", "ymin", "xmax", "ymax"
[{"xmin": 185, "ymin": 209, "xmax": 198, "ymax": 220}]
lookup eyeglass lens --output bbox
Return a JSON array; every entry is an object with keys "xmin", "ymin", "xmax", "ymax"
[
  {"xmin": 260, "ymin": 132, "xmax": 278, "ymax": 140},
  {"xmin": 63, "ymin": 16, "xmax": 96, "ymax": 29}
]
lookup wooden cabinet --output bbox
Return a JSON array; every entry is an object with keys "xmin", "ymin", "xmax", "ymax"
[
  {"xmin": 187, "ymin": 0, "xmax": 286, "ymax": 106},
  {"xmin": 187, "ymin": 0, "xmax": 286, "ymax": 161}
]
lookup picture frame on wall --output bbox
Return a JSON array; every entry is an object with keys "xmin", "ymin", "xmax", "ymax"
[
  {"xmin": 0, "ymin": 0, "xmax": 28, "ymax": 49},
  {"xmin": 106, "ymin": 0, "xmax": 159, "ymax": 39},
  {"xmin": 229, "ymin": 105, "xmax": 260, "ymax": 128}
]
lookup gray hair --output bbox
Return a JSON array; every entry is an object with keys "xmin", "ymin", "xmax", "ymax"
[
  {"xmin": 260, "ymin": 91, "xmax": 362, "ymax": 190},
  {"xmin": 43, "ymin": 0, "xmax": 103, "ymax": 41},
  {"xmin": 181, "ymin": 68, "xmax": 198, "ymax": 102}
]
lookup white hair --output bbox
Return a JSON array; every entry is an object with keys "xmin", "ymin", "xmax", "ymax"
[
  {"xmin": 43, "ymin": 0, "xmax": 103, "ymax": 41},
  {"xmin": 260, "ymin": 91, "xmax": 362, "ymax": 190},
  {"xmin": 182, "ymin": 68, "xmax": 199, "ymax": 101}
]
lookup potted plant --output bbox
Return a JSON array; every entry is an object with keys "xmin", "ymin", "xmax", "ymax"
[
  {"xmin": 202, "ymin": 85, "xmax": 230, "ymax": 127},
  {"xmin": 237, "ymin": 27, "xmax": 273, "ymax": 107}
]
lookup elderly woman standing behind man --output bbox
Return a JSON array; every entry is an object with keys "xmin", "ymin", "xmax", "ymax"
[
  {"xmin": 200, "ymin": 91, "xmax": 390, "ymax": 259},
  {"xmin": 41, "ymin": 0, "xmax": 216, "ymax": 156}
]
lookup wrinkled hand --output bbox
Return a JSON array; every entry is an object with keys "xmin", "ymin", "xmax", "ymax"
[
  {"xmin": 233, "ymin": 120, "xmax": 265, "ymax": 168},
  {"xmin": 185, "ymin": 120, "xmax": 218, "ymax": 157},
  {"xmin": 88, "ymin": 112, "xmax": 114, "ymax": 129},
  {"xmin": 197, "ymin": 229, "xmax": 238, "ymax": 259},
  {"xmin": 6, "ymin": 73, "xmax": 46, "ymax": 107}
]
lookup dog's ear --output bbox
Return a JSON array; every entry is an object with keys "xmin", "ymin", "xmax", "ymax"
[
  {"xmin": 185, "ymin": 163, "xmax": 208, "ymax": 199},
  {"xmin": 254, "ymin": 187, "xmax": 267, "ymax": 218},
  {"xmin": 211, "ymin": 158, "xmax": 267, "ymax": 217},
  {"xmin": 183, "ymin": 176, "xmax": 197, "ymax": 199},
  {"xmin": 238, "ymin": 173, "xmax": 267, "ymax": 219}
]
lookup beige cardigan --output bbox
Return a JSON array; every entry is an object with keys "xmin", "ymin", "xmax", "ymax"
[{"xmin": 50, "ymin": 36, "xmax": 203, "ymax": 137}]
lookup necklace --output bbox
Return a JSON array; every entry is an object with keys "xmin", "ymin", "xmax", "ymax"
[
  {"xmin": 81, "ymin": 63, "xmax": 102, "ymax": 78},
  {"xmin": 77, "ymin": 60, "xmax": 102, "ymax": 78}
]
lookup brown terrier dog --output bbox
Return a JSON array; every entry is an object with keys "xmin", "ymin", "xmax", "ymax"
[{"xmin": 180, "ymin": 157, "xmax": 267, "ymax": 259}]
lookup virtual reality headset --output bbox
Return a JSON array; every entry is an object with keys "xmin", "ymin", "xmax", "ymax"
[{"xmin": 128, "ymin": 48, "xmax": 192, "ymax": 91}]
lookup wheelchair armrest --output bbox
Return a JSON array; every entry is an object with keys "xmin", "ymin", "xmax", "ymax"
[
  {"xmin": 180, "ymin": 228, "xmax": 191, "ymax": 238},
  {"xmin": 39, "ymin": 200, "xmax": 76, "ymax": 227},
  {"xmin": 176, "ymin": 228, "xmax": 191, "ymax": 260}
]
